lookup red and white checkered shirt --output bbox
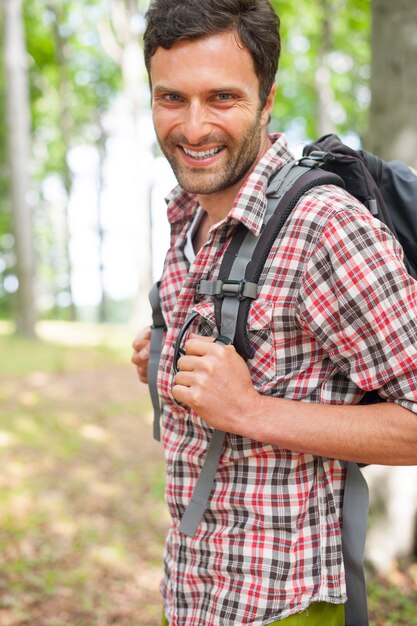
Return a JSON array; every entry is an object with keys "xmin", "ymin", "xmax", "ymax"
[{"xmin": 157, "ymin": 134, "xmax": 417, "ymax": 625}]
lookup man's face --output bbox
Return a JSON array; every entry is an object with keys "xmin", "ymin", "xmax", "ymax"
[{"xmin": 150, "ymin": 31, "xmax": 275, "ymax": 196}]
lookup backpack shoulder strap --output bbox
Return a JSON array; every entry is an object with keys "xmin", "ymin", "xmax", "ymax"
[
  {"xmin": 178, "ymin": 163, "xmax": 344, "ymax": 539},
  {"xmin": 148, "ymin": 281, "xmax": 166, "ymax": 441},
  {"xmin": 198, "ymin": 163, "xmax": 344, "ymax": 360},
  {"xmin": 343, "ymin": 461, "xmax": 370, "ymax": 626}
]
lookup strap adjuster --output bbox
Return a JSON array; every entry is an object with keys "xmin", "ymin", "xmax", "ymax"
[
  {"xmin": 197, "ymin": 279, "xmax": 257, "ymax": 301},
  {"xmin": 298, "ymin": 151, "xmax": 335, "ymax": 169},
  {"xmin": 220, "ymin": 279, "xmax": 251, "ymax": 300}
]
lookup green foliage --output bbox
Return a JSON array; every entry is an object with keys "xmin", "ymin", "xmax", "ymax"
[
  {"xmin": 24, "ymin": 0, "xmax": 121, "ymax": 179},
  {"xmin": 272, "ymin": 0, "xmax": 371, "ymax": 141},
  {"xmin": 368, "ymin": 573, "xmax": 417, "ymax": 625},
  {"xmin": 0, "ymin": 0, "xmax": 123, "ymax": 320}
]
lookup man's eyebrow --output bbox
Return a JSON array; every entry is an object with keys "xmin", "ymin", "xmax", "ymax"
[
  {"xmin": 207, "ymin": 87, "xmax": 243, "ymax": 93},
  {"xmin": 153, "ymin": 85, "xmax": 181, "ymax": 95},
  {"xmin": 152, "ymin": 85, "xmax": 245, "ymax": 95}
]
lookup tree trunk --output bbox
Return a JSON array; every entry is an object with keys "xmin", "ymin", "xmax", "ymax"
[
  {"xmin": 96, "ymin": 123, "xmax": 108, "ymax": 323},
  {"xmin": 4, "ymin": 0, "xmax": 37, "ymax": 337},
  {"xmin": 315, "ymin": 0, "xmax": 337, "ymax": 137},
  {"xmin": 365, "ymin": 0, "xmax": 417, "ymax": 573},
  {"xmin": 368, "ymin": 0, "xmax": 417, "ymax": 169},
  {"xmin": 49, "ymin": 2, "xmax": 76, "ymax": 321}
]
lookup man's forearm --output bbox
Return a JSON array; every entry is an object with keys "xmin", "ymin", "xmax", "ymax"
[
  {"xmin": 241, "ymin": 395, "xmax": 417, "ymax": 466},
  {"xmin": 173, "ymin": 337, "xmax": 417, "ymax": 466}
]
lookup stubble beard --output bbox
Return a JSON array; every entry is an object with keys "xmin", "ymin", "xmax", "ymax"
[{"xmin": 156, "ymin": 111, "xmax": 264, "ymax": 195}]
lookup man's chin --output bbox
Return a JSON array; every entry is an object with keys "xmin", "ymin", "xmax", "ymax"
[{"xmin": 175, "ymin": 172, "xmax": 225, "ymax": 196}]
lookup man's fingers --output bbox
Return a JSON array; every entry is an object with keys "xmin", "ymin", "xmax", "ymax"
[
  {"xmin": 184, "ymin": 336, "xmax": 222, "ymax": 356},
  {"xmin": 131, "ymin": 346, "xmax": 149, "ymax": 363},
  {"xmin": 174, "ymin": 371, "xmax": 194, "ymax": 387},
  {"xmin": 131, "ymin": 326, "xmax": 152, "ymax": 384},
  {"xmin": 132, "ymin": 326, "xmax": 152, "ymax": 351},
  {"xmin": 172, "ymin": 384, "xmax": 192, "ymax": 407},
  {"xmin": 188, "ymin": 333, "xmax": 215, "ymax": 342},
  {"xmin": 131, "ymin": 360, "xmax": 148, "ymax": 383},
  {"xmin": 176, "ymin": 354, "xmax": 202, "ymax": 372}
]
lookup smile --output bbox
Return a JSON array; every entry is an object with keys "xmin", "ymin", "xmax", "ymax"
[{"xmin": 181, "ymin": 146, "xmax": 224, "ymax": 160}]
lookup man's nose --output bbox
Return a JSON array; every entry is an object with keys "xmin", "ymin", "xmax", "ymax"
[{"xmin": 181, "ymin": 102, "xmax": 212, "ymax": 145}]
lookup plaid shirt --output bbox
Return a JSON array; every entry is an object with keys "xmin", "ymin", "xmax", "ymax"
[{"xmin": 157, "ymin": 134, "xmax": 417, "ymax": 625}]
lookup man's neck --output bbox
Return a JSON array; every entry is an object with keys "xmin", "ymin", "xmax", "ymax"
[{"xmin": 196, "ymin": 180, "xmax": 245, "ymax": 229}]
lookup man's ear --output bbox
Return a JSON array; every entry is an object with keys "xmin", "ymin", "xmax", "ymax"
[{"xmin": 261, "ymin": 83, "xmax": 277, "ymax": 126}]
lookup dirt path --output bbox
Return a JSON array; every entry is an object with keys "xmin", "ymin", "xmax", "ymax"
[{"xmin": 0, "ymin": 361, "xmax": 167, "ymax": 626}]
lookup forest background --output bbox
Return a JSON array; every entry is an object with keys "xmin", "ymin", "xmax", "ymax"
[{"xmin": 1, "ymin": 0, "xmax": 417, "ymax": 625}]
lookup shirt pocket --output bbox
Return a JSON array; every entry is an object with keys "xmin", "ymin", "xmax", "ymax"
[
  {"xmin": 245, "ymin": 299, "xmax": 276, "ymax": 388},
  {"xmin": 193, "ymin": 298, "xmax": 277, "ymax": 389},
  {"xmin": 193, "ymin": 300, "xmax": 218, "ymax": 337}
]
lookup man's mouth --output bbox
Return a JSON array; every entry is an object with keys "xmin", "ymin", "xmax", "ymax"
[{"xmin": 180, "ymin": 145, "xmax": 225, "ymax": 160}]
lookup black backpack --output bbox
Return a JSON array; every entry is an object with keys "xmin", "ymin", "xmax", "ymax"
[{"xmin": 147, "ymin": 134, "xmax": 417, "ymax": 626}]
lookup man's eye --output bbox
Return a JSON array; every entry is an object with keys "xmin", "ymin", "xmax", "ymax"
[
  {"xmin": 216, "ymin": 94, "xmax": 234, "ymax": 102},
  {"xmin": 164, "ymin": 94, "xmax": 181, "ymax": 102}
]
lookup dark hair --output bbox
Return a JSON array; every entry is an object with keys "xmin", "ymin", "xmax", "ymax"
[{"xmin": 143, "ymin": 0, "xmax": 280, "ymax": 108}]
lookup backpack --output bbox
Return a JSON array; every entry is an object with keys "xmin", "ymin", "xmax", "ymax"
[{"xmin": 147, "ymin": 134, "xmax": 417, "ymax": 626}]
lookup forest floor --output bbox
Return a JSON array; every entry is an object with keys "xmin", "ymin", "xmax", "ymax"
[{"xmin": 0, "ymin": 321, "xmax": 417, "ymax": 626}]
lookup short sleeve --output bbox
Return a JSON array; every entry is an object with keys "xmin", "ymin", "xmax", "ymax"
[{"xmin": 298, "ymin": 206, "xmax": 417, "ymax": 412}]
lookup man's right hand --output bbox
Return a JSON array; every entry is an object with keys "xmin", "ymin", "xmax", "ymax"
[{"xmin": 131, "ymin": 327, "xmax": 152, "ymax": 383}]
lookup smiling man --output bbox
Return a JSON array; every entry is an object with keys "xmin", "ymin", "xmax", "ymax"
[
  {"xmin": 132, "ymin": 1, "xmax": 417, "ymax": 625},
  {"xmin": 150, "ymin": 28, "xmax": 275, "ymax": 225}
]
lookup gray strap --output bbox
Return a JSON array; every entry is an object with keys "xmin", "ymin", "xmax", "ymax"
[
  {"xmin": 218, "ymin": 186, "xmax": 287, "ymax": 340},
  {"xmin": 178, "ymin": 162, "xmax": 320, "ymax": 536},
  {"xmin": 219, "ymin": 242, "xmax": 257, "ymax": 339},
  {"xmin": 179, "ymin": 212, "xmax": 274, "ymax": 535},
  {"xmin": 266, "ymin": 161, "xmax": 295, "ymax": 196},
  {"xmin": 148, "ymin": 326, "xmax": 164, "ymax": 441},
  {"xmin": 267, "ymin": 162, "xmax": 311, "ymax": 201},
  {"xmin": 179, "ymin": 429, "xmax": 226, "ymax": 536},
  {"xmin": 342, "ymin": 461, "xmax": 370, "ymax": 626},
  {"xmin": 216, "ymin": 161, "xmax": 310, "ymax": 341},
  {"xmin": 148, "ymin": 282, "xmax": 166, "ymax": 442},
  {"xmin": 198, "ymin": 279, "xmax": 258, "ymax": 299},
  {"xmin": 178, "ymin": 235, "xmax": 260, "ymax": 535}
]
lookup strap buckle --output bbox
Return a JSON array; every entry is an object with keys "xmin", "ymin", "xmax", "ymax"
[
  {"xmin": 218, "ymin": 279, "xmax": 249, "ymax": 300},
  {"xmin": 197, "ymin": 278, "xmax": 257, "ymax": 301},
  {"xmin": 298, "ymin": 151, "xmax": 335, "ymax": 169}
]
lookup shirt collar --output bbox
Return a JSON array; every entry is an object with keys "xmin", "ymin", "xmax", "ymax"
[
  {"xmin": 166, "ymin": 186, "xmax": 199, "ymax": 225},
  {"xmin": 165, "ymin": 133, "xmax": 294, "ymax": 235},
  {"xmin": 228, "ymin": 133, "xmax": 294, "ymax": 236}
]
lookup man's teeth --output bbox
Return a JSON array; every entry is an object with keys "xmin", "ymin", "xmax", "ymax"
[{"xmin": 182, "ymin": 146, "xmax": 223, "ymax": 159}]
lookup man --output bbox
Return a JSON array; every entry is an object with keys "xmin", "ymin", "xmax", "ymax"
[{"xmin": 132, "ymin": 1, "xmax": 417, "ymax": 624}]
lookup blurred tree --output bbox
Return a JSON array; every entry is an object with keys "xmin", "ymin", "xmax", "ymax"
[
  {"xmin": 100, "ymin": 0, "xmax": 153, "ymax": 327},
  {"xmin": 0, "ymin": 12, "xmax": 14, "ymax": 319},
  {"xmin": 23, "ymin": 0, "xmax": 121, "ymax": 321},
  {"xmin": 314, "ymin": 0, "xmax": 339, "ymax": 136},
  {"xmin": 368, "ymin": 0, "xmax": 417, "ymax": 169},
  {"xmin": 45, "ymin": 1, "xmax": 76, "ymax": 319},
  {"xmin": 272, "ymin": 0, "xmax": 371, "ymax": 143},
  {"xmin": 0, "ymin": 0, "xmax": 122, "ymax": 323},
  {"xmin": 363, "ymin": 0, "xmax": 417, "ymax": 575},
  {"xmin": 4, "ymin": 0, "xmax": 36, "ymax": 337}
]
